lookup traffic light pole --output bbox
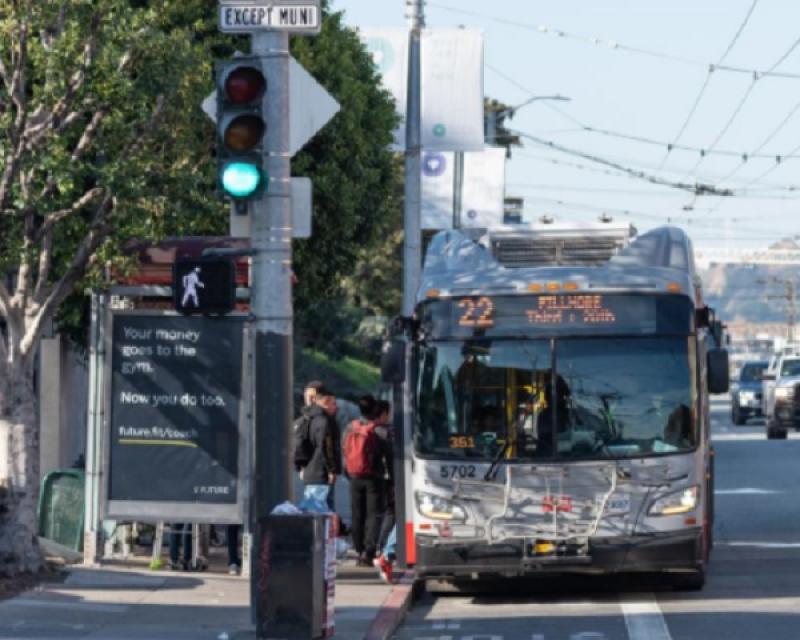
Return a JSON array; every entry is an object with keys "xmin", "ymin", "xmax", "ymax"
[{"xmin": 251, "ymin": 26, "xmax": 293, "ymax": 589}]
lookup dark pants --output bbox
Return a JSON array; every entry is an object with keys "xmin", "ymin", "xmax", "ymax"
[
  {"xmin": 377, "ymin": 479, "xmax": 395, "ymax": 552},
  {"xmin": 350, "ymin": 476, "xmax": 380, "ymax": 558},
  {"xmin": 227, "ymin": 524, "xmax": 241, "ymax": 567},
  {"xmin": 169, "ymin": 523, "xmax": 192, "ymax": 565}
]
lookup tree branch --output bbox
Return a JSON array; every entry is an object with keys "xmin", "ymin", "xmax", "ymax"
[
  {"xmin": 70, "ymin": 108, "xmax": 107, "ymax": 161},
  {"xmin": 0, "ymin": 278, "xmax": 12, "ymax": 318},
  {"xmin": 21, "ymin": 193, "xmax": 115, "ymax": 364},
  {"xmin": 23, "ymin": 14, "xmax": 101, "ymax": 150},
  {"xmin": 11, "ymin": 210, "xmax": 36, "ymax": 308},
  {"xmin": 35, "ymin": 188, "xmax": 106, "ymax": 244},
  {"xmin": 32, "ymin": 226, "xmax": 54, "ymax": 305}
]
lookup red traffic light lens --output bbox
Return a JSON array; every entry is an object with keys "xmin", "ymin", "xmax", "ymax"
[
  {"xmin": 223, "ymin": 114, "xmax": 266, "ymax": 152},
  {"xmin": 225, "ymin": 66, "xmax": 266, "ymax": 104}
]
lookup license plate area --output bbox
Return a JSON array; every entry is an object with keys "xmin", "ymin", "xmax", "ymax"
[{"xmin": 604, "ymin": 494, "xmax": 631, "ymax": 515}]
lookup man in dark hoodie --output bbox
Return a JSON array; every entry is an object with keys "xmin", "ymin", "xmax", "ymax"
[{"xmin": 295, "ymin": 386, "xmax": 341, "ymax": 510}]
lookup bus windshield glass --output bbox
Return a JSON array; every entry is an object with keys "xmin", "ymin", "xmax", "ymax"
[{"xmin": 414, "ymin": 337, "xmax": 697, "ymax": 461}]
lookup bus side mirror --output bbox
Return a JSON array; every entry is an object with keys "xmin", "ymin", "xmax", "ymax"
[
  {"xmin": 696, "ymin": 307, "xmax": 711, "ymax": 328},
  {"xmin": 708, "ymin": 349, "xmax": 730, "ymax": 394},
  {"xmin": 381, "ymin": 339, "xmax": 406, "ymax": 383},
  {"xmin": 763, "ymin": 372, "xmax": 776, "ymax": 381}
]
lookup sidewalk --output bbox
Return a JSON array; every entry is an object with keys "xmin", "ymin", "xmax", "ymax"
[{"xmin": 0, "ymin": 561, "xmax": 407, "ymax": 640}]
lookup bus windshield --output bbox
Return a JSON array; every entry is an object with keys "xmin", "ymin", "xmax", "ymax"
[{"xmin": 414, "ymin": 337, "xmax": 697, "ymax": 461}]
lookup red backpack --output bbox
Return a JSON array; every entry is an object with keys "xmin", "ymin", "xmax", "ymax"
[{"xmin": 344, "ymin": 420, "xmax": 378, "ymax": 477}]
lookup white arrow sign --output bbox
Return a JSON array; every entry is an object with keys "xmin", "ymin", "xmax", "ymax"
[{"xmin": 202, "ymin": 55, "xmax": 340, "ymax": 157}]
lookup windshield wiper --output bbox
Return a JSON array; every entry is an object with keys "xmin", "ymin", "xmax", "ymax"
[{"xmin": 483, "ymin": 438, "xmax": 512, "ymax": 481}]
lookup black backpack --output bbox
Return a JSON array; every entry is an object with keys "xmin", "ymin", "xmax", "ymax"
[{"xmin": 292, "ymin": 413, "xmax": 314, "ymax": 470}]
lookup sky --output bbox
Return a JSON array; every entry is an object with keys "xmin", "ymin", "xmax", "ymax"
[{"xmin": 331, "ymin": 0, "xmax": 800, "ymax": 251}]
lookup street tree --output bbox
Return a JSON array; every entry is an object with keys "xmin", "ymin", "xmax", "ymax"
[
  {"xmin": 0, "ymin": 0, "xmax": 222, "ymax": 575},
  {"xmin": 290, "ymin": 7, "xmax": 400, "ymax": 313}
]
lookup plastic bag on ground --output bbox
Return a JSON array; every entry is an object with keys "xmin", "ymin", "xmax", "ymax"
[{"xmin": 271, "ymin": 501, "xmax": 302, "ymax": 515}]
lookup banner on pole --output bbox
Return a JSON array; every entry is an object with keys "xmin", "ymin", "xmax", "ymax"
[
  {"xmin": 360, "ymin": 28, "xmax": 409, "ymax": 149},
  {"xmin": 360, "ymin": 27, "xmax": 484, "ymax": 152},
  {"xmin": 421, "ymin": 147, "xmax": 506, "ymax": 230},
  {"xmin": 420, "ymin": 28, "xmax": 485, "ymax": 152}
]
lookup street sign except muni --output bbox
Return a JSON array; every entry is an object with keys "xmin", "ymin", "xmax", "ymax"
[{"xmin": 219, "ymin": 1, "xmax": 321, "ymax": 34}]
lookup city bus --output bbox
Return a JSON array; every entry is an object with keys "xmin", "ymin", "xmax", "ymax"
[{"xmin": 382, "ymin": 224, "xmax": 729, "ymax": 591}]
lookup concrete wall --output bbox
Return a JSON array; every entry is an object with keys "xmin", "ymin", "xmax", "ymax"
[{"xmin": 39, "ymin": 337, "xmax": 89, "ymax": 479}]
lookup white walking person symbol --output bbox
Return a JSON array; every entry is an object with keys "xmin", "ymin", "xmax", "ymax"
[{"xmin": 181, "ymin": 267, "xmax": 205, "ymax": 307}]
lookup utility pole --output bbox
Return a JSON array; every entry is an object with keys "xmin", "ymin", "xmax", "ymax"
[
  {"xmin": 452, "ymin": 152, "xmax": 464, "ymax": 229},
  {"xmin": 403, "ymin": 0, "xmax": 424, "ymax": 315},
  {"xmin": 251, "ymin": 30, "xmax": 293, "ymax": 524},
  {"xmin": 762, "ymin": 276, "xmax": 797, "ymax": 344}
]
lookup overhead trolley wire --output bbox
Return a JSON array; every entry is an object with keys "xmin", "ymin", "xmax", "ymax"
[
  {"xmin": 429, "ymin": 1, "xmax": 800, "ymax": 80},
  {"xmin": 658, "ymin": 0, "xmax": 760, "ymax": 171},
  {"xmin": 685, "ymin": 32, "xmax": 800, "ymax": 180}
]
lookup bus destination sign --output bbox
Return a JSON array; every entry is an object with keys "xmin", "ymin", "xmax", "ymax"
[
  {"xmin": 526, "ymin": 295, "xmax": 618, "ymax": 326},
  {"xmin": 218, "ymin": 1, "xmax": 321, "ymax": 34},
  {"xmin": 425, "ymin": 294, "xmax": 671, "ymax": 337}
]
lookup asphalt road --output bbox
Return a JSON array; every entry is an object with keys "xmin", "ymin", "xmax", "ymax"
[{"xmin": 395, "ymin": 397, "xmax": 800, "ymax": 640}]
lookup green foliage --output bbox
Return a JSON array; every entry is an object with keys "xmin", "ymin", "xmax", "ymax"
[
  {"xmin": 300, "ymin": 348, "xmax": 380, "ymax": 394},
  {"xmin": 1, "ymin": 1, "xmax": 402, "ymax": 361},
  {"xmin": 290, "ymin": 8, "xmax": 401, "ymax": 313},
  {"xmin": 0, "ymin": 0, "xmax": 236, "ymax": 345}
]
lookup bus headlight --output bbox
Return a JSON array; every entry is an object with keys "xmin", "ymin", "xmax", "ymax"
[
  {"xmin": 648, "ymin": 486, "xmax": 699, "ymax": 516},
  {"xmin": 775, "ymin": 386, "xmax": 794, "ymax": 400},
  {"xmin": 415, "ymin": 492, "xmax": 467, "ymax": 522}
]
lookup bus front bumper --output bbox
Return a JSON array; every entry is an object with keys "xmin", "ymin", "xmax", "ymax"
[{"xmin": 415, "ymin": 527, "xmax": 704, "ymax": 578}]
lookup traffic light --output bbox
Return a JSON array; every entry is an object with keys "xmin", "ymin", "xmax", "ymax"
[
  {"xmin": 216, "ymin": 59, "xmax": 267, "ymax": 202},
  {"xmin": 173, "ymin": 257, "xmax": 236, "ymax": 315}
]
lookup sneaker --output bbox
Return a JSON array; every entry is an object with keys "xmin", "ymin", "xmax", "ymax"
[
  {"xmin": 373, "ymin": 555, "xmax": 393, "ymax": 584},
  {"xmin": 228, "ymin": 563, "xmax": 240, "ymax": 576},
  {"xmin": 356, "ymin": 554, "xmax": 374, "ymax": 567}
]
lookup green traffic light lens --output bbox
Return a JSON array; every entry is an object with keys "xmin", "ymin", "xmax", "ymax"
[{"xmin": 222, "ymin": 162, "xmax": 262, "ymax": 198}]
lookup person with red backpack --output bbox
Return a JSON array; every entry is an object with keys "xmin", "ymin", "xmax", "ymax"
[{"xmin": 343, "ymin": 395, "xmax": 391, "ymax": 566}]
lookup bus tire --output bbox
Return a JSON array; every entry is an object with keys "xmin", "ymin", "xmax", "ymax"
[{"xmin": 672, "ymin": 569, "xmax": 705, "ymax": 591}]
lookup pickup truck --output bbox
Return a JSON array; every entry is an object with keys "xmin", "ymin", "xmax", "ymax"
[{"xmin": 762, "ymin": 355, "xmax": 800, "ymax": 439}]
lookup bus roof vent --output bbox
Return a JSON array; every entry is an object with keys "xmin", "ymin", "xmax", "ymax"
[{"xmin": 487, "ymin": 223, "xmax": 635, "ymax": 268}]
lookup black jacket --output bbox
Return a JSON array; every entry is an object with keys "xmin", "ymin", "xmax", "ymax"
[{"xmin": 300, "ymin": 404, "xmax": 341, "ymax": 485}]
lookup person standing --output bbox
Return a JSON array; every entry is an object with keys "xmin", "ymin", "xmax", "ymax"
[
  {"xmin": 344, "ymin": 396, "xmax": 391, "ymax": 566},
  {"xmin": 303, "ymin": 379, "xmax": 324, "ymax": 408},
  {"xmin": 226, "ymin": 524, "xmax": 241, "ymax": 575},
  {"xmin": 168, "ymin": 523, "xmax": 192, "ymax": 571},
  {"xmin": 295, "ymin": 387, "xmax": 341, "ymax": 510},
  {"xmin": 373, "ymin": 400, "xmax": 395, "ymax": 556}
]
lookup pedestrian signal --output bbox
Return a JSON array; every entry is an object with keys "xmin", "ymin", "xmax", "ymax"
[{"xmin": 173, "ymin": 258, "xmax": 236, "ymax": 315}]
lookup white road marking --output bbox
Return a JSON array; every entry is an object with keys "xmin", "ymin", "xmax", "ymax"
[
  {"xmin": 721, "ymin": 541, "xmax": 800, "ymax": 549},
  {"xmin": 1, "ymin": 598, "xmax": 128, "ymax": 613},
  {"xmin": 621, "ymin": 595, "xmax": 672, "ymax": 640},
  {"xmin": 715, "ymin": 488, "xmax": 779, "ymax": 495}
]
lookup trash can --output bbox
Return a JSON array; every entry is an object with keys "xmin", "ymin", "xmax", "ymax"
[
  {"xmin": 38, "ymin": 469, "xmax": 85, "ymax": 552},
  {"xmin": 255, "ymin": 513, "xmax": 336, "ymax": 639}
]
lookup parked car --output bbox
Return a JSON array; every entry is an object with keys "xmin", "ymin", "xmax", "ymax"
[
  {"xmin": 731, "ymin": 360, "xmax": 768, "ymax": 425},
  {"xmin": 763, "ymin": 355, "xmax": 800, "ymax": 439}
]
